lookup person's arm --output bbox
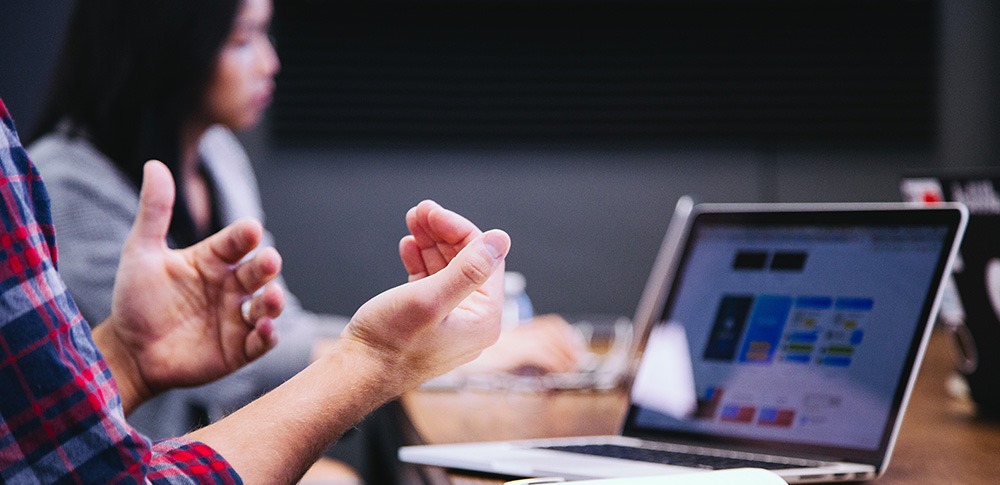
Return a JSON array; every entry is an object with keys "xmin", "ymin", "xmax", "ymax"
[
  {"xmin": 1, "ymin": 101, "xmax": 246, "ymax": 483},
  {"xmin": 457, "ymin": 313, "xmax": 587, "ymax": 375},
  {"xmin": 92, "ymin": 161, "xmax": 285, "ymax": 414},
  {"xmin": 188, "ymin": 200, "xmax": 511, "ymax": 484}
]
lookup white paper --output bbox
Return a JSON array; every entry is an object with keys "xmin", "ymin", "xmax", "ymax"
[
  {"xmin": 505, "ymin": 468, "xmax": 787, "ymax": 485},
  {"xmin": 630, "ymin": 323, "xmax": 697, "ymax": 418}
]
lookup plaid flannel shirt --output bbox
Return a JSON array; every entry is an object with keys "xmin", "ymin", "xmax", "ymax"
[{"xmin": 0, "ymin": 99, "xmax": 241, "ymax": 484}]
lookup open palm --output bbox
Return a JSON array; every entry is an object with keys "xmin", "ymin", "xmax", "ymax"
[{"xmin": 105, "ymin": 161, "xmax": 284, "ymax": 397}]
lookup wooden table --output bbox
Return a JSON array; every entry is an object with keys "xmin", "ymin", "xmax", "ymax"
[{"xmin": 403, "ymin": 329, "xmax": 1000, "ymax": 484}]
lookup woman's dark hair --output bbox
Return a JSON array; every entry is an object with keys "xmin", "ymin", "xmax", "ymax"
[{"xmin": 31, "ymin": 0, "xmax": 242, "ymax": 247}]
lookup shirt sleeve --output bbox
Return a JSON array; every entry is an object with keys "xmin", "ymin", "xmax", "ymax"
[
  {"xmin": 0, "ymin": 99, "xmax": 241, "ymax": 484},
  {"xmin": 148, "ymin": 439, "xmax": 242, "ymax": 484}
]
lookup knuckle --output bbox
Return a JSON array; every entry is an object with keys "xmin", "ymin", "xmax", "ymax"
[{"xmin": 459, "ymin": 252, "xmax": 492, "ymax": 285}]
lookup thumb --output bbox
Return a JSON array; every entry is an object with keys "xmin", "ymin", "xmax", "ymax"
[
  {"xmin": 417, "ymin": 229, "xmax": 511, "ymax": 312},
  {"xmin": 126, "ymin": 160, "xmax": 175, "ymax": 247}
]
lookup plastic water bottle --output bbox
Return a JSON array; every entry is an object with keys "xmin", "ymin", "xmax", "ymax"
[{"xmin": 502, "ymin": 271, "xmax": 534, "ymax": 329}]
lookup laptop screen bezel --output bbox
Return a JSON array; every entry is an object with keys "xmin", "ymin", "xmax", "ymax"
[{"xmin": 620, "ymin": 203, "xmax": 966, "ymax": 467}]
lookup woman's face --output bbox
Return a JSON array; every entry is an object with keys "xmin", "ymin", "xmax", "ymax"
[{"xmin": 203, "ymin": 0, "xmax": 280, "ymax": 130}]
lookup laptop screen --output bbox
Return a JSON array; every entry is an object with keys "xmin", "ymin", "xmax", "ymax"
[{"xmin": 624, "ymin": 206, "xmax": 965, "ymax": 465}]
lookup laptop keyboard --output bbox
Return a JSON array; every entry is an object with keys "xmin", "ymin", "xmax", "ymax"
[{"xmin": 541, "ymin": 443, "xmax": 811, "ymax": 470}]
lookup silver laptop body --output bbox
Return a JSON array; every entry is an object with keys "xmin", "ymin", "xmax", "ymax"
[{"xmin": 401, "ymin": 201, "xmax": 967, "ymax": 484}]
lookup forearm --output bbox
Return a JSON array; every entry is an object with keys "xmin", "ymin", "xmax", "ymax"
[{"xmin": 186, "ymin": 337, "xmax": 407, "ymax": 484}]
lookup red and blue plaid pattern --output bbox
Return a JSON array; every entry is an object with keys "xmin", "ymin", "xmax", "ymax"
[{"xmin": 1, "ymin": 99, "xmax": 240, "ymax": 484}]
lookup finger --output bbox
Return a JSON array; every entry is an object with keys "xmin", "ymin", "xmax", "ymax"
[
  {"xmin": 127, "ymin": 160, "xmax": 175, "ymax": 247},
  {"xmin": 399, "ymin": 235, "xmax": 428, "ymax": 281},
  {"xmin": 244, "ymin": 317, "xmax": 278, "ymax": 362},
  {"xmin": 412, "ymin": 200, "xmax": 483, "ymax": 275},
  {"xmin": 404, "ymin": 205, "xmax": 426, "ymax": 243},
  {"xmin": 234, "ymin": 246, "xmax": 283, "ymax": 294},
  {"xmin": 202, "ymin": 218, "xmax": 265, "ymax": 266},
  {"xmin": 521, "ymin": 352, "xmax": 575, "ymax": 374},
  {"xmin": 409, "ymin": 200, "xmax": 480, "ymax": 249},
  {"xmin": 241, "ymin": 283, "xmax": 284, "ymax": 361},
  {"xmin": 427, "ymin": 205, "xmax": 480, "ymax": 272},
  {"xmin": 426, "ymin": 202, "xmax": 480, "ymax": 248},
  {"xmin": 414, "ymin": 229, "xmax": 510, "ymax": 314},
  {"xmin": 407, "ymin": 202, "xmax": 450, "ymax": 273},
  {"xmin": 241, "ymin": 283, "xmax": 286, "ymax": 326},
  {"xmin": 405, "ymin": 200, "xmax": 438, "ymax": 247}
]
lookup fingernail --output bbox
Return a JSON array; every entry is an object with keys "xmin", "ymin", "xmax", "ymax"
[{"xmin": 483, "ymin": 231, "xmax": 508, "ymax": 260}]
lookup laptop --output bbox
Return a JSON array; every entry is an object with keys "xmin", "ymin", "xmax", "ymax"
[
  {"xmin": 901, "ymin": 170, "xmax": 1000, "ymax": 417},
  {"xmin": 400, "ymin": 201, "xmax": 968, "ymax": 483}
]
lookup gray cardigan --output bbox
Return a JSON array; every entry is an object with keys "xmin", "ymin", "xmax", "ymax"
[{"xmin": 29, "ymin": 126, "xmax": 347, "ymax": 439}]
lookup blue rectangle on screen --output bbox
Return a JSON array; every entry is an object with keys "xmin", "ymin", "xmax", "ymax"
[
  {"xmin": 835, "ymin": 298, "xmax": 874, "ymax": 311},
  {"xmin": 821, "ymin": 356, "xmax": 853, "ymax": 367},
  {"xmin": 787, "ymin": 331, "xmax": 819, "ymax": 343},
  {"xmin": 850, "ymin": 329, "xmax": 865, "ymax": 345},
  {"xmin": 783, "ymin": 354, "xmax": 811, "ymax": 363},
  {"xmin": 795, "ymin": 296, "xmax": 833, "ymax": 309}
]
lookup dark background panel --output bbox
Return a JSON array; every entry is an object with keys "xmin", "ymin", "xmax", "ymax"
[
  {"xmin": 2, "ymin": 1, "xmax": 999, "ymax": 319},
  {"xmin": 270, "ymin": 0, "xmax": 935, "ymax": 146}
]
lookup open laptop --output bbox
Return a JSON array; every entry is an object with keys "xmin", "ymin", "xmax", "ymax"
[{"xmin": 400, "ymin": 201, "xmax": 968, "ymax": 483}]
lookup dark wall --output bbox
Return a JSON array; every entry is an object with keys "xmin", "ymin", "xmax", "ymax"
[
  {"xmin": 939, "ymin": 1, "xmax": 1000, "ymax": 167},
  {"xmin": 0, "ymin": 2, "xmax": 72, "ymax": 136},
  {"xmin": 251, "ymin": 143, "xmax": 931, "ymax": 319},
  {"xmin": 3, "ymin": 1, "xmax": 999, "ymax": 319},
  {"xmin": 269, "ymin": 1, "xmax": 937, "ymax": 146}
]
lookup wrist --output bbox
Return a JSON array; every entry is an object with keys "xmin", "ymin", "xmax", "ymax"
[
  {"xmin": 92, "ymin": 318, "xmax": 154, "ymax": 415},
  {"xmin": 323, "ymin": 336, "xmax": 414, "ymax": 401}
]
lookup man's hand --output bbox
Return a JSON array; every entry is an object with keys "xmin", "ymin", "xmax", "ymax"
[
  {"xmin": 340, "ymin": 200, "xmax": 510, "ymax": 390},
  {"xmin": 93, "ymin": 160, "xmax": 285, "ymax": 413},
  {"xmin": 187, "ymin": 200, "xmax": 509, "ymax": 483}
]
